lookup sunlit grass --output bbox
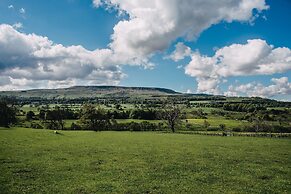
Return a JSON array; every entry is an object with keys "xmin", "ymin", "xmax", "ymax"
[{"xmin": 1, "ymin": 127, "xmax": 290, "ymax": 193}]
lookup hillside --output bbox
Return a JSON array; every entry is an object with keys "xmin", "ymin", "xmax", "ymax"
[{"xmin": 0, "ymin": 86, "xmax": 180, "ymax": 99}]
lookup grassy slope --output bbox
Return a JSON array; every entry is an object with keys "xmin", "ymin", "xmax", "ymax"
[{"xmin": 0, "ymin": 128, "xmax": 290, "ymax": 193}]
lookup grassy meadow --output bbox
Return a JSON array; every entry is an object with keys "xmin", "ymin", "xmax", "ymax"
[{"xmin": 1, "ymin": 127, "xmax": 290, "ymax": 193}]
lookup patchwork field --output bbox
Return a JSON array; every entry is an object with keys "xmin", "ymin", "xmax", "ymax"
[{"xmin": 1, "ymin": 128, "xmax": 290, "ymax": 193}]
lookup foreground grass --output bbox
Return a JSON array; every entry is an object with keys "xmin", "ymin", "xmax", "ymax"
[{"xmin": 0, "ymin": 128, "xmax": 290, "ymax": 193}]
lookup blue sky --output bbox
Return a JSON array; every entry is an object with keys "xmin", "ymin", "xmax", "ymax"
[{"xmin": 0, "ymin": 0, "xmax": 290, "ymax": 100}]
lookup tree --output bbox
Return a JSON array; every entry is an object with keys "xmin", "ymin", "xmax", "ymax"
[
  {"xmin": 26, "ymin": 111, "xmax": 35, "ymax": 121},
  {"xmin": 79, "ymin": 104, "xmax": 110, "ymax": 131},
  {"xmin": 219, "ymin": 124, "xmax": 226, "ymax": 131},
  {"xmin": 160, "ymin": 103, "xmax": 181, "ymax": 133},
  {"xmin": 42, "ymin": 106, "xmax": 65, "ymax": 130},
  {"xmin": 0, "ymin": 100, "xmax": 17, "ymax": 127}
]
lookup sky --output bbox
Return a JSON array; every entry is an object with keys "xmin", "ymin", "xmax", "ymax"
[{"xmin": 0, "ymin": 0, "xmax": 290, "ymax": 101}]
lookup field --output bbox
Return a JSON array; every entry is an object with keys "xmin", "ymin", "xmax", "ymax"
[{"xmin": 1, "ymin": 127, "xmax": 291, "ymax": 193}]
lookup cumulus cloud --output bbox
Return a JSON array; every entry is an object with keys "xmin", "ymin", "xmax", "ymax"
[
  {"xmin": 168, "ymin": 42, "xmax": 192, "ymax": 62},
  {"xmin": 8, "ymin": 5, "xmax": 14, "ymax": 9},
  {"xmin": 185, "ymin": 39, "xmax": 291, "ymax": 93},
  {"xmin": 225, "ymin": 77, "xmax": 291, "ymax": 98},
  {"xmin": 1, "ymin": 0, "xmax": 270, "ymax": 90},
  {"xmin": 0, "ymin": 24, "xmax": 125, "ymax": 90},
  {"xmin": 95, "ymin": 0, "xmax": 268, "ymax": 65}
]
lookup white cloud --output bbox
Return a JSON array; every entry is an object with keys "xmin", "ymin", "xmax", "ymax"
[
  {"xmin": 12, "ymin": 22, "xmax": 23, "ymax": 30},
  {"xmin": 0, "ymin": 24, "xmax": 125, "ymax": 90},
  {"xmin": 19, "ymin": 8, "xmax": 26, "ymax": 14},
  {"xmin": 226, "ymin": 77, "xmax": 291, "ymax": 98},
  {"xmin": 186, "ymin": 89, "xmax": 192, "ymax": 94},
  {"xmin": 93, "ymin": 0, "xmax": 102, "ymax": 8},
  {"xmin": 185, "ymin": 39, "xmax": 291, "ymax": 94},
  {"xmin": 168, "ymin": 42, "xmax": 192, "ymax": 62},
  {"xmin": 8, "ymin": 5, "xmax": 14, "ymax": 9},
  {"xmin": 95, "ymin": 0, "xmax": 268, "ymax": 66},
  {"xmin": 177, "ymin": 65, "xmax": 183, "ymax": 69},
  {"xmin": 1, "ymin": 0, "xmax": 270, "ymax": 90}
]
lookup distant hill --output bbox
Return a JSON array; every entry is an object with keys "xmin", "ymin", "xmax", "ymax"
[{"xmin": 0, "ymin": 86, "xmax": 180, "ymax": 99}]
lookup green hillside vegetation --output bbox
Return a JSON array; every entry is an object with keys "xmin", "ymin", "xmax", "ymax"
[
  {"xmin": 1, "ymin": 86, "xmax": 291, "ymax": 193},
  {"xmin": 0, "ymin": 85, "xmax": 289, "ymax": 135},
  {"xmin": 0, "ymin": 86, "xmax": 179, "ymax": 99}
]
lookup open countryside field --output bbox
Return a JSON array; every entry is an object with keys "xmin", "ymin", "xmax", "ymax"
[{"xmin": 1, "ymin": 127, "xmax": 291, "ymax": 193}]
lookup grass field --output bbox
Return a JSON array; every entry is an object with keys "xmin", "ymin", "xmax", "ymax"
[{"xmin": 1, "ymin": 128, "xmax": 291, "ymax": 193}]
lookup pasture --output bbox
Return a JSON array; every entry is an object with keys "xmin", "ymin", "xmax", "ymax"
[{"xmin": 1, "ymin": 127, "xmax": 290, "ymax": 193}]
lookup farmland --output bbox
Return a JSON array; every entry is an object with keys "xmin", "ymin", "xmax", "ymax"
[
  {"xmin": 1, "ymin": 128, "xmax": 291, "ymax": 193},
  {"xmin": 1, "ymin": 86, "xmax": 291, "ymax": 193}
]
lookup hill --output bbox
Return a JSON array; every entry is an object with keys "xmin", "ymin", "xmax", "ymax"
[{"xmin": 0, "ymin": 86, "xmax": 180, "ymax": 99}]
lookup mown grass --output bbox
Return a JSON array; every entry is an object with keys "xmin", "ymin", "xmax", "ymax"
[{"xmin": 0, "ymin": 128, "xmax": 290, "ymax": 193}]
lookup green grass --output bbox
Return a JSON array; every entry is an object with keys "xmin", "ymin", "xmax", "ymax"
[
  {"xmin": 20, "ymin": 105, "xmax": 39, "ymax": 113},
  {"xmin": 0, "ymin": 128, "xmax": 290, "ymax": 193}
]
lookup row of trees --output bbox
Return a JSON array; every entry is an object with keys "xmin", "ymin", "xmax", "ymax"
[
  {"xmin": 28, "ymin": 107, "xmax": 162, "ymax": 121},
  {"xmin": 223, "ymin": 103, "xmax": 266, "ymax": 112},
  {"xmin": 2, "ymin": 98, "xmax": 290, "ymax": 133},
  {"xmin": 31, "ymin": 104, "xmax": 182, "ymax": 132}
]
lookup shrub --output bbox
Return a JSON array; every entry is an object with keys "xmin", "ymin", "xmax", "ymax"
[
  {"xmin": 271, "ymin": 125, "xmax": 291, "ymax": 133},
  {"xmin": 71, "ymin": 123, "xmax": 82, "ymax": 130},
  {"xmin": 207, "ymin": 127, "xmax": 220, "ymax": 131},
  {"xmin": 219, "ymin": 124, "xmax": 226, "ymax": 131},
  {"xmin": 232, "ymin": 127, "xmax": 242, "ymax": 132},
  {"xmin": 30, "ymin": 122, "xmax": 43, "ymax": 129},
  {"xmin": 110, "ymin": 121, "xmax": 164, "ymax": 132}
]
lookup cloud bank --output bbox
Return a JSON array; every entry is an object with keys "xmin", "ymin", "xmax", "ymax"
[
  {"xmin": 225, "ymin": 77, "xmax": 291, "ymax": 98},
  {"xmin": 185, "ymin": 39, "xmax": 291, "ymax": 94},
  {"xmin": 0, "ymin": 24, "xmax": 125, "ymax": 90},
  {"xmin": 1, "ymin": 0, "xmax": 269, "ymax": 90}
]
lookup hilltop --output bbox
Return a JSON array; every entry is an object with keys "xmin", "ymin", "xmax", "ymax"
[{"xmin": 0, "ymin": 86, "xmax": 180, "ymax": 99}]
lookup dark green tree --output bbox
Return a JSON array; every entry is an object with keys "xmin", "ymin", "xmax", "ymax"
[
  {"xmin": 219, "ymin": 124, "xmax": 226, "ymax": 131},
  {"xmin": 0, "ymin": 100, "xmax": 17, "ymax": 127},
  {"xmin": 26, "ymin": 111, "xmax": 35, "ymax": 121},
  {"xmin": 42, "ymin": 106, "xmax": 65, "ymax": 130},
  {"xmin": 79, "ymin": 104, "xmax": 110, "ymax": 131}
]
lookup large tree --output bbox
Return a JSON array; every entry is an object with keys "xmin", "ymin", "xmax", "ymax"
[
  {"xmin": 79, "ymin": 104, "xmax": 110, "ymax": 131},
  {"xmin": 0, "ymin": 100, "xmax": 17, "ymax": 127},
  {"xmin": 160, "ymin": 103, "xmax": 182, "ymax": 133},
  {"xmin": 42, "ymin": 106, "xmax": 65, "ymax": 130}
]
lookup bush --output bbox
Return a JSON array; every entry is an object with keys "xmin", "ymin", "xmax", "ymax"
[
  {"xmin": 71, "ymin": 123, "xmax": 82, "ymax": 130},
  {"xmin": 30, "ymin": 122, "xmax": 43, "ymax": 129},
  {"xmin": 233, "ymin": 124, "xmax": 291, "ymax": 133},
  {"xmin": 232, "ymin": 127, "xmax": 242, "ymax": 132},
  {"xmin": 110, "ymin": 121, "xmax": 164, "ymax": 132},
  {"xmin": 207, "ymin": 127, "xmax": 220, "ymax": 131},
  {"xmin": 271, "ymin": 125, "xmax": 291, "ymax": 133},
  {"xmin": 44, "ymin": 122, "xmax": 61, "ymax": 130}
]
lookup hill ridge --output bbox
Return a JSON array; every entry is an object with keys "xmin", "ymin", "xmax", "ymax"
[{"xmin": 0, "ymin": 85, "xmax": 180, "ymax": 99}]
